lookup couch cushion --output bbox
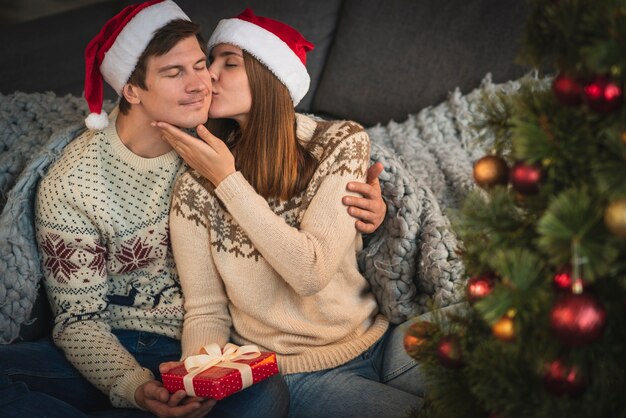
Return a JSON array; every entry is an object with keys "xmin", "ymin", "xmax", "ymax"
[{"xmin": 312, "ymin": 0, "xmax": 529, "ymax": 126}]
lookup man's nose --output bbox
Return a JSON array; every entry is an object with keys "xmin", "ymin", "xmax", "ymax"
[{"xmin": 187, "ymin": 71, "xmax": 211, "ymax": 93}]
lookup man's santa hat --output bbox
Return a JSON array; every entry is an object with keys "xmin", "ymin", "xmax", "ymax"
[
  {"xmin": 84, "ymin": 0, "xmax": 190, "ymax": 130},
  {"xmin": 207, "ymin": 9, "xmax": 314, "ymax": 106}
]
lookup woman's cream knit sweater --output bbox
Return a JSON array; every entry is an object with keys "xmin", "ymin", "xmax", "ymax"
[{"xmin": 170, "ymin": 114, "xmax": 388, "ymax": 375}]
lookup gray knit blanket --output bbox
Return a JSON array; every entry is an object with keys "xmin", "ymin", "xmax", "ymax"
[{"xmin": 0, "ymin": 75, "xmax": 526, "ymax": 343}]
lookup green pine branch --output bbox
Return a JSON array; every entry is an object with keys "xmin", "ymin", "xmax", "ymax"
[
  {"xmin": 537, "ymin": 187, "xmax": 618, "ymax": 280},
  {"xmin": 411, "ymin": 2, "xmax": 626, "ymax": 417}
]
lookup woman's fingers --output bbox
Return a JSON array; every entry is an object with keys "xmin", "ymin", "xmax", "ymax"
[
  {"xmin": 152, "ymin": 121, "xmax": 191, "ymax": 153},
  {"xmin": 196, "ymin": 124, "xmax": 216, "ymax": 145},
  {"xmin": 153, "ymin": 121, "xmax": 224, "ymax": 155},
  {"xmin": 196, "ymin": 124, "xmax": 229, "ymax": 153},
  {"xmin": 152, "ymin": 120, "xmax": 235, "ymax": 186}
]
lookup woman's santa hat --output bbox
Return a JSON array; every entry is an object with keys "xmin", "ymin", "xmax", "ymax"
[
  {"xmin": 207, "ymin": 9, "xmax": 314, "ymax": 106},
  {"xmin": 84, "ymin": 0, "xmax": 190, "ymax": 130}
]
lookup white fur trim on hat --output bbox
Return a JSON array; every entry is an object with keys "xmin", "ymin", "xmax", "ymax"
[
  {"xmin": 208, "ymin": 19, "xmax": 310, "ymax": 106},
  {"xmin": 101, "ymin": 1, "xmax": 189, "ymax": 95},
  {"xmin": 85, "ymin": 111, "xmax": 110, "ymax": 130}
]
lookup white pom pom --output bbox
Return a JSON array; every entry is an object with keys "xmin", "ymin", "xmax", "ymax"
[{"xmin": 85, "ymin": 111, "xmax": 109, "ymax": 130}]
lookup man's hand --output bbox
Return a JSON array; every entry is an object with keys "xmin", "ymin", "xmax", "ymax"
[
  {"xmin": 135, "ymin": 379, "xmax": 215, "ymax": 418},
  {"xmin": 342, "ymin": 162, "xmax": 387, "ymax": 234},
  {"xmin": 159, "ymin": 361, "xmax": 183, "ymax": 375}
]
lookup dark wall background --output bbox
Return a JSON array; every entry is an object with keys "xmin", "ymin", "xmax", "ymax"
[
  {"xmin": 0, "ymin": 0, "xmax": 111, "ymax": 25},
  {"xmin": 0, "ymin": 0, "xmax": 530, "ymax": 126}
]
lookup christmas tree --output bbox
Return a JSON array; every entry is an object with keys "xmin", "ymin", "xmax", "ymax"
[{"xmin": 406, "ymin": 1, "xmax": 626, "ymax": 417}]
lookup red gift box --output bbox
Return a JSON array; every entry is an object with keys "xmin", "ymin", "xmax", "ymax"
[{"xmin": 162, "ymin": 343, "xmax": 279, "ymax": 400}]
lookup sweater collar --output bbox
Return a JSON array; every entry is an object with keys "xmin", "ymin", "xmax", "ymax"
[{"xmin": 295, "ymin": 113, "xmax": 318, "ymax": 143}]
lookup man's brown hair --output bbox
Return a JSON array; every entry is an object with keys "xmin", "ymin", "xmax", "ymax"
[{"xmin": 118, "ymin": 19, "xmax": 206, "ymax": 114}]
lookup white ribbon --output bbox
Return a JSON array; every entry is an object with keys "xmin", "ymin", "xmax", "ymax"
[{"xmin": 183, "ymin": 343, "xmax": 261, "ymax": 397}]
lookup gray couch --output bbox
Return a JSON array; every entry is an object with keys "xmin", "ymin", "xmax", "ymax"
[
  {"xmin": 0, "ymin": 0, "xmax": 529, "ymax": 341},
  {"xmin": 0, "ymin": 0, "xmax": 528, "ymax": 126}
]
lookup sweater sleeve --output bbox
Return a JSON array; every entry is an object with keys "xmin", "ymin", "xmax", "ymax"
[
  {"xmin": 169, "ymin": 174, "xmax": 232, "ymax": 359},
  {"xmin": 214, "ymin": 128, "xmax": 370, "ymax": 297},
  {"xmin": 35, "ymin": 176, "xmax": 152, "ymax": 409}
]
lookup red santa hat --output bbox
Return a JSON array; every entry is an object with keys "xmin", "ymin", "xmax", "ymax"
[
  {"xmin": 84, "ymin": 0, "xmax": 190, "ymax": 130},
  {"xmin": 207, "ymin": 8, "xmax": 314, "ymax": 106}
]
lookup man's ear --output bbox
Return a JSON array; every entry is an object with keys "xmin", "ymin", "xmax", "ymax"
[{"xmin": 122, "ymin": 83, "xmax": 141, "ymax": 105}]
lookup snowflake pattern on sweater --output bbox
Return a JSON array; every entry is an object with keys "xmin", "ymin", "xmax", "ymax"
[
  {"xmin": 170, "ymin": 114, "xmax": 388, "ymax": 374},
  {"xmin": 34, "ymin": 117, "xmax": 186, "ymax": 408},
  {"xmin": 171, "ymin": 119, "xmax": 369, "ymax": 259}
]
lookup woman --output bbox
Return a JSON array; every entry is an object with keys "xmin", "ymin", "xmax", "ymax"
[{"xmin": 157, "ymin": 9, "xmax": 425, "ymax": 417}]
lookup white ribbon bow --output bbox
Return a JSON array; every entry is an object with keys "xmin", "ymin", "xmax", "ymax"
[{"xmin": 183, "ymin": 343, "xmax": 261, "ymax": 397}]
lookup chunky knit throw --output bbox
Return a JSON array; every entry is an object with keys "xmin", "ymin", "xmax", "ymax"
[
  {"xmin": 360, "ymin": 76, "xmax": 511, "ymax": 323},
  {"xmin": 0, "ymin": 76, "xmax": 529, "ymax": 343}
]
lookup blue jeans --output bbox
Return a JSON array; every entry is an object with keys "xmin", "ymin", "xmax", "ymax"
[
  {"xmin": 284, "ymin": 304, "xmax": 468, "ymax": 418},
  {"xmin": 0, "ymin": 330, "xmax": 289, "ymax": 418},
  {"xmin": 284, "ymin": 321, "xmax": 426, "ymax": 418}
]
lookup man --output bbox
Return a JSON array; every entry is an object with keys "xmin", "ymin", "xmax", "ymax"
[{"xmin": 0, "ymin": 1, "xmax": 386, "ymax": 417}]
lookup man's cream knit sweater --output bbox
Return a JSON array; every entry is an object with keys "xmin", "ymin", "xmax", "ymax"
[
  {"xmin": 35, "ymin": 116, "xmax": 186, "ymax": 408},
  {"xmin": 170, "ymin": 114, "xmax": 389, "ymax": 375}
]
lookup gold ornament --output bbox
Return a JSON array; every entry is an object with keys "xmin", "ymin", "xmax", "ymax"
[
  {"xmin": 610, "ymin": 65, "xmax": 622, "ymax": 78},
  {"xmin": 492, "ymin": 315, "xmax": 515, "ymax": 342},
  {"xmin": 621, "ymin": 131, "xmax": 626, "ymax": 146},
  {"xmin": 604, "ymin": 199, "xmax": 626, "ymax": 238},
  {"xmin": 473, "ymin": 155, "xmax": 509, "ymax": 189},
  {"xmin": 403, "ymin": 321, "xmax": 436, "ymax": 356}
]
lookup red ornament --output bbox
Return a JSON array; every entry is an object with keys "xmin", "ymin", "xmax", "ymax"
[
  {"xmin": 510, "ymin": 161, "xmax": 542, "ymax": 195},
  {"xmin": 553, "ymin": 267, "xmax": 586, "ymax": 292},
  {"xmin": 553, "ymin": 268, "xmax": 573, "ymax": 290},
  {"xmin": 584, "ymin": 77, "xmax": 623, "ymax": 113},
  {"xmin": 436, "ymin": 335, "xmax": 463, "ymax": 368},
  {"xmin": 466, "ymin": 273, "xmax": 496, "ymax": 303},
  {"xmin": 553, "ymin": 73, "xmax": 583, "ymax": 106},
  {"xmin": 542, "ymin": 358, "xmax": 588, "ymax": 396},
  {"xmin": 550, "ymin": 293, "xmax": 607, "ymax": 347}
]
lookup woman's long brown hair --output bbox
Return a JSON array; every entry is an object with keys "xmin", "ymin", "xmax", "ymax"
[{"xmin": 209, "ymin": 51, "xmax": 317, "ymax": 201}]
